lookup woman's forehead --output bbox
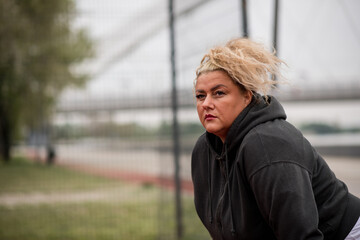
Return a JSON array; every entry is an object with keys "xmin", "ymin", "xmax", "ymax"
[{"xmin": 196, "ymin": 71, "xmax": 234, "ymax": 88}]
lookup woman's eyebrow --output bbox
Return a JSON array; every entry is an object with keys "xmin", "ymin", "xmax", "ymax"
[
  {"xmin": 211, "ymin": 84, "xmax": 227, "ymax": 91},
  {"xmin": 195, "ymin": 84, "xmax": 228, "ymax": 93}
]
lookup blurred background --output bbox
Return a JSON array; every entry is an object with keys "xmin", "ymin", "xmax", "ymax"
[{"xmin": 0, "ymin": 0, "xmax": 359, "ymax": 239}]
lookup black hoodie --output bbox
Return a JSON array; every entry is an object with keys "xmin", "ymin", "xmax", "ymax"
[{"xmin": 191, "ymin": 94, "xmax": 360, "ymax": 240}]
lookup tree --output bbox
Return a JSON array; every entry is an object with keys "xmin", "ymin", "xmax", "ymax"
[{"xmin": 0, "ymin": 0, "xmax": 93, "ymax": 162}]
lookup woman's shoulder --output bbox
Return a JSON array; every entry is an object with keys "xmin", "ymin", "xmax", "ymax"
[
  {"xmin": 239, "ymin": 119, "xmax": 315, "ymax": 172},
  {"xmin": 192, "ymin": 133, "xmax": 208, "ymax": 154},
  {"xmin": 243, "ymin": 119, "xmax": 303, "ymax": 150},
  {"xmin": 194, "ymin": 132, "xmax": 207, "ymax": 146}
]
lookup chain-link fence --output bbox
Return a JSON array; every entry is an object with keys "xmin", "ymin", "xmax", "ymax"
[
  {"xmin": 50, "ymin": 1, "xmax": 246, "ymax": 239},
  {"xmin": 2, "ymin": 0, "xmax": 360, "ymax": 239}
]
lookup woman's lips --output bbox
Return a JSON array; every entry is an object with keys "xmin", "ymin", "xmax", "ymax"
[{"xmin": 205, "ymin": 114, "xmax": 216, "ymax": 120}]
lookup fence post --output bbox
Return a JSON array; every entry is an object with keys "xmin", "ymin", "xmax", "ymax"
[
  {"xmin": 240, "ymin": 0, "xmax": 249, "ymax": 38},
  {"xmin": 168, "ymin": 0, "xmax": 183, "ymax": 239}
]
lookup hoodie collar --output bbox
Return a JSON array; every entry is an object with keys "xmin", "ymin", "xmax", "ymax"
[{"xmin": 206, "ymin": 93, "xmax": 287, "ymax": 155}]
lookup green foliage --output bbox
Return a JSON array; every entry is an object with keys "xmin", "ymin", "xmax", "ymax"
[
  {"xmin": 54, "ymin": 122, "xmax": 157, "ymax": 140},
  {"xmin": 54, "ymin": 122, "xmax": 205, "ymax": 140},
  {"xmin": 0, "ymin": 0, "xmax": 93, "ymax": 160},
  {"xmin": 299, "ymin": 122, "xmax": 360, "ymax": 134},
  {"xmin": 155, "ymin": 121, "xmax": 205, "ymax": 138}
]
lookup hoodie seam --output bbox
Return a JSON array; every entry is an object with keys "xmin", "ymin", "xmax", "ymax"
[
  {"xmin": 247, "ymin": 129, "xmax": 313, "ymax": 180},
  {"xmin": 249, "ymin": 161, "xmax": 313, "ymax": 181}
]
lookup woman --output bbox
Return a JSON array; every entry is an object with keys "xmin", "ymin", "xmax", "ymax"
[{"xmin": 191, "ymin": 38, "xmax": 360, "ymax": 240}]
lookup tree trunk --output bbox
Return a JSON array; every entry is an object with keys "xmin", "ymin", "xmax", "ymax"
[{"xmin": 0, "ymin": 107, "xmax": 11, "ymax": 162}]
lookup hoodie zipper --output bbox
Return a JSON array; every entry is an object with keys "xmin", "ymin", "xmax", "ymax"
[
  {"xmin": 215, "ymin": 148, "xmax": 236, "ymax": 237},
  {"xmin": 215, "ymin": 155, "xmax": 228, "ymax": 231}
]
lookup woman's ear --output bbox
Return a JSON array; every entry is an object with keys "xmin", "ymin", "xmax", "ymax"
[{"xmin": 244, "ymin": 90, "xmax": 253, "ymax": 105}]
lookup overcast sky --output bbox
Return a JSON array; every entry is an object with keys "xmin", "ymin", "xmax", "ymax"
[
  {"xmin": 65, "ymin": 0, "xmax": 360, "ymax": 99},
  {"xmin": 56, "ymin": 0, "xmax": 360, "ymax": 128}
]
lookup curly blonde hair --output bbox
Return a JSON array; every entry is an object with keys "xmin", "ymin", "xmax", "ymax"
[{"xmin": 195, "ymin": 38, "xmax": 285, "ymax": 96}]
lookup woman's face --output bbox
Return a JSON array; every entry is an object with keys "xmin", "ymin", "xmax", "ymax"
[{"xmin": 195, "ymin": 70, "xmax": 252, "ymax": 142}]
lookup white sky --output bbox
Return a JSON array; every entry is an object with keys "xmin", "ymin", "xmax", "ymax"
[
  {"xmin": 58, "ymin": 0, "xmax": 360, "ymax": 128},
  {"xmin": 65, "ymin": 0, "xmax": 360, "ymax": 98}
]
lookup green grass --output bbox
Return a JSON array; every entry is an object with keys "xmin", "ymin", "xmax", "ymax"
[
  {"xmin": 0, "ymin": 157, "xmax": 209, "ymax": 240},
  {"xmin": 0, "ymin": 201, "xmax": 159, "ymax": 240},
  {"xmin": 0, "ymin": 157, "xmax": 120, "ymax": 194}
]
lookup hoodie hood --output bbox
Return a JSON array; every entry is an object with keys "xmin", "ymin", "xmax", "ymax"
[
  {"xmin": 206, "ymin": 93, "xmax": 287, "ymax": 155},
  {"xmin": 203, "ymin": 93, "xmax": 286, "ymax": 237},
  {"xmin": 192, "ymin": 93, "xmax": 352, "ymax": 239}
]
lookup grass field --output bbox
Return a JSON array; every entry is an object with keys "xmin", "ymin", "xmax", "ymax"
[{"xmin": 0, "ymin": 157, "xmax": 209, "ymax": 240}]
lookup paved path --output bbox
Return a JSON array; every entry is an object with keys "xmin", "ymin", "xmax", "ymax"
[{"xmin": 21, "ymin": 145, "xmax": 360, "ymax": 197}]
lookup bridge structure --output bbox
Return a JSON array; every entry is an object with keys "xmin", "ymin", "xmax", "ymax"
[
  {"xmin": 56, "ymin": 82, "xmax": 360, "ymax": 114},
  {"xmin": 58, "ymin": 0, "xmax": 360, "ymax": 117}
]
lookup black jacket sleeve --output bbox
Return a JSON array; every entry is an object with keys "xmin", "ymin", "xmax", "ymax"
[
  {"xmin": 242, "ymin": 127, "xmax": 325, "ymax": 240},
  {"xmin": 249, "ymin": 162, "xmax": 323, "ymax": 240}
]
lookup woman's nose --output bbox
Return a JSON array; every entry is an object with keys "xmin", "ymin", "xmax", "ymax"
[{"xmin": 202, "ymin": 96, "xmax": 214, "ymax": 109}]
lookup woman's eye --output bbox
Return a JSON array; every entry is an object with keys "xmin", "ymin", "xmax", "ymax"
[
  {"xmin": 196, "ymin": 94, "xmax": 205, "ymax": 100},
  {"xmin": 214, "ymin": 91, "xmax": 225, "ymax": 96}
]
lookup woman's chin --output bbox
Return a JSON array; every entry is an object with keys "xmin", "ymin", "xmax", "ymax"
[{"xmin": 206, "ymin": 128, "xmax": 221, "ymax": 137}]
